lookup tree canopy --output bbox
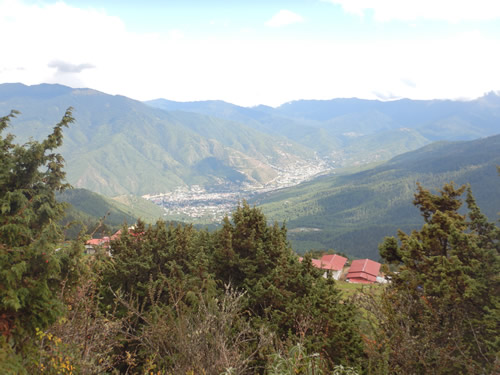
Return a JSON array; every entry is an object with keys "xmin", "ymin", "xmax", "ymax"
[
  {"xmin": 377, "ymin": 182, "xmax": 500, "ymax": 374},
  {"xmin": 0, "ymin": 108, "xmax": 84, "ymax": 372}
]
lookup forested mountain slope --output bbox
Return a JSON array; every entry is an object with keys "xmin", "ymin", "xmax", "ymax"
[
  {"xmin": 3, "ymin": 83, "xmax": 500, "ymax": 199},
  {"xmin": 57, "ymin": 188, "xmax": 166, "ymax": 238},
  {"xmin": 0, "ymin": 83, "xmax": 315, "ymax": 196},
  {"xmin": 3, "ymin": 81, "xmax": 500, "ymax": 215},
  {"xmin": 147, "ymin": 93, "xmax": 500, "ymax": 165},
  {"xmin": 253, "ymin": 134, "xmax": 500, "ymax": 258}
]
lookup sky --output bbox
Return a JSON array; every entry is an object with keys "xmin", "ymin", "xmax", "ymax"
[{"xmin": 1, "ymin": 0, "xmax": 500, "ymax": 107}]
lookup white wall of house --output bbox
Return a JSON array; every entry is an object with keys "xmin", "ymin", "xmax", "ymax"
[{"xmin": 322, "ymin": 270, "xmax": 342, "ymax": 280}]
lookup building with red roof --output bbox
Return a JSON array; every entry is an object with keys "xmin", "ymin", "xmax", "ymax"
[
  {"xmin": 85, "ymin": 237, "xmax": 110, "ymax": 255},
  {"xmin": 345, "ymin": 259, "xmax": 381, "ymax": 284},
  {"xmin": 85, "ymin": 227, "xmax": 142, "ymax": 256},
  {"xmin": 299, "ymin": 254, "xmax": 348, "ymax": 280},
  {"xmin": 317, "ymin": 254, "xmax": 348, "ymax": 280}
]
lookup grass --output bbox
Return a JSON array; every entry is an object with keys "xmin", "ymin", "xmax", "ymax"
[
  {"xmin": 335, "ymin": 280, "xmax": 388, "ymax": 337},
  {"xmin": 336, "ymin": 280, "xmax": 382, "ymax": 300}
]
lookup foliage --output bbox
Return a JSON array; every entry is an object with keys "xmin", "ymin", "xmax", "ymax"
[
  {"xmin": 212, "ymin": 202, "xmax": 364, "ymax": 370},
  {"xmin": 0, "ymin": 108, "xmax": 84, "ymax": 370},
  {"xmin": 32, "ymin": 328, "xmax": 76, "ymax": 374},
  {"xmin": 101, "ymin": 219, "xmax": 215, "ymax": 310},
  {"xmin": 257, "ymin": 135, "xmax": 500, "ymax": 258},
  {"xmin": 374, "ymin": 182, "xmax": 500, "ymax": 374},
  {"xmin": 265, "ymin": 344, "xmax": 360, "ymax": 375},
  {"xmin": 44, "ymin": 255, "xmax": 123, "ymax": 374},
  {"xmin": 115, "ymin": 284, "xmax": 270, "ymax": 374},
  {"xmin": 265, "ymin": 343, "xmax": 328, "ymax": 375},
  {"xmin": 85, "ymin": 202, "xmax": 365, "ymax": 372}
]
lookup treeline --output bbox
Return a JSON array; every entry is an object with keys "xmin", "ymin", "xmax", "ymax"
[{"xmin": 1, "ymin": 110, "xmax": 499, "ymax": 374}]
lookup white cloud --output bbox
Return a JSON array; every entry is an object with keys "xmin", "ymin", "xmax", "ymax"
[
  {"xmin": 0, "ymin": 0, "xmax": 128, "ymax": 88},
  {"xmin": 324, "ymin": 0, "xmax": 500, "ymax": 22},
  {"xmin": 167, "ymin": 29, "xmax": 184, "ymax": 41},
  {"xmin": 265, "ymin": 9, "xmax": 304, "ymax": 27},
  {"xmin": 48, "ymin": 60, "xmax": 95, "ymax": 74},
  {"xmin": 1, "ymin": 1, "xmax": 500, "ymax": 106}
]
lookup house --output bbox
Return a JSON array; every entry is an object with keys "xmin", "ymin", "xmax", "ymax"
[
  {"xmin": 317, "ymin": 254, "xmax": 348, "ymax": 280},
  {"xmin": 84, "ymin": 226, "xmax": 142, "ymax": 255},
  {"xmin": 84, "ymin": 236, "xmax": 110, "ymax": 255},
  {"xmin": 345, "ymin": 259, "xmax": 381, "ymax": 284},
  {"xmin": 299, "ymin": 254, "xmax": 348, "ymax": 280}
]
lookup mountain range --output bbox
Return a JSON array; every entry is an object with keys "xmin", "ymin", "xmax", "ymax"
[
  {"xmin": 0, "ymin": 83, "xmax": 315, "ymax": 196},
  {"xmin": 2, "ymin": 83, "xmax": 500, "ymax": 258},
  {"xmin": 147, "ymin": 93, "xmax": 500, "ymax": 162},
  {"xmin": 3, "ymin": 83, "xmax": 500, "ymax": 198}
]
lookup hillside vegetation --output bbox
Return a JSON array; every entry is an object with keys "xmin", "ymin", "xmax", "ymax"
[
  {"xmin": 1, "ymin": 109, "xmax": 498, "ymax": 374},
  {"xmin": 147, "ymin": 93, "xmax": 500, "ymax": 165},
  {"xmin": 254, "ymin": 135, "xmax": 500, "ymax": 258},
  {"xmin": 3, "ymin": 83, "xmax": 500, "ymax": 198},
  {"xmin": 57, "ymin": 188, "xmax": 166, "ymax": 237},
  {"xmin": 0, "ymin": 84, "xmax": 314, "ymax": 196}
]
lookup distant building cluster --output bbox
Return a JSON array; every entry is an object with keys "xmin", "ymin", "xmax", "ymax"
[
  {"xmin": 300, "ymin": 254, "xmax": 386, "ymax": 284},
  {"xmin": 84, "ymin": 227, "xmax": 139, "ymax": 255}
]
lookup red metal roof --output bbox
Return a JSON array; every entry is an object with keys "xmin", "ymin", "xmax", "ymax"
[
  {"xmin": 86, "ymin": 238, "xmax": 103, "ymax": 246},
  {"xmin": 311, "ymin": 259, "xmax": 324, "ymax": 268},
  {"xmin": 346, "ymin": 259, "xmax": 381, "ymax": 283},
  {"xmin": 110, "ymin": 230, "xmax": 122, "ymax": 241},
  {"xmin": 298, "ymin": 254, "xmax": 347, "ymax": 272},
  {"xmin": 86, "ymin": 236, "xmax": 112, "ymax": 247},
  {"xmin": 319, "ymin": 254, "xmax": 348, "ymax": 271},
  {"xmin": 347, "ymin": 259, "xmax": 381, "ymax": 277}
]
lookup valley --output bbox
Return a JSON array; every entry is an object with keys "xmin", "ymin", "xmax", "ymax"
[
  {"xmin": 2, "ymin": 83, "xmax": 500, "ymax": 259},
  {"xmin": 4, "ymin": 4, "xmax": 499, "ymax": 372},
  {"xmin": 144, "ymin": 156, "xmax": 332, "ymax": 222}
]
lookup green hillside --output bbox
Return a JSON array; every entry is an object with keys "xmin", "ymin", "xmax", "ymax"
[
  {"xmin": 253, "ymin": 135, "xmax": 500, "ymax": 258},
  {"xmin": 0, "ymin": 84, "xmax": 315, "ymax": 196},
  {"xmin": 4, "ymin": 84, "xmax": 500, "ymax": 198},
  {"xmin": 275, "ymin": 94, "xmax": 500, "ymax": 138},
  {"xmin": 57, "ymin": 188, "xmax": 165, "ymax": 237},
  {"xmin": 148, "ymin": 93, "xmax": 500, "ymax": 163},
  {"xmin": 3, "ymin": 82, "xmax": 500, "ymax": 215}
]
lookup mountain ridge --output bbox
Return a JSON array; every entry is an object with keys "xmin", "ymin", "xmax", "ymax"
[
  {"xmin": 253, "ymin": 134, "xmax": 500, "ymax": 258},
  {"xmin": 2, "ymin": 83, "xmax": 500, "ymax": 206},
  {"xmin": 0, "ymin": 83, "xmax": 321, "ymax": 196}
]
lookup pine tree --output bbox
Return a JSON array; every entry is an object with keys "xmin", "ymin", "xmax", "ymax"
[
  {"xmin": 212, "ymin": 202, "xmax": 364, "ymax": 369},
  {"xmin": 377, "ymin": 182, "xmax": 500, "ymax": 374},
  {"xmin": 0, "ymin": 109, "xmax": 79, "ymax": 364}
]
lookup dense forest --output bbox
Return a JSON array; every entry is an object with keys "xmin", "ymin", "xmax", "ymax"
[{"xmin": 1, "ymin": 110, "xmax": 499, "ymax": 374}]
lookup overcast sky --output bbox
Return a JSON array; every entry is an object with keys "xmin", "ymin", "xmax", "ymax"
[{"xmin": 1, "ymin": 0, "xmax": 500, "ymax": 107}]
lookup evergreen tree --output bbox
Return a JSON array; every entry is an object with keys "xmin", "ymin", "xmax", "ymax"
[
  {"xmin": 99, "ymin": 220, "xmax": 218, "ymax": 371},
  {"xmin": 102, "ymin": 220, "xmax": 215, "ymax": 308},
  {"xmin": 378, "ymin": 182, "xmax": 500, "ymax": 374},
  {"xmin": 0, "ymin": 109, "xmax": 81, "ymax": 368},
  {"xmin": 212, "ymin": 202, "xmax": 364, "ymax": 369}
]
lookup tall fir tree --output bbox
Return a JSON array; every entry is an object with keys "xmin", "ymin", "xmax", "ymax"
[
  {"xmin": 377, "ymin": 182, "xmax": 500, "ymax": 374},
  {"xmin": 212, "ymin": 201, "xmax": 364, "ymax": 369},
  {"xmin": 0, "ymin": 109, "xmax": 82, "ymax": 370}
]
